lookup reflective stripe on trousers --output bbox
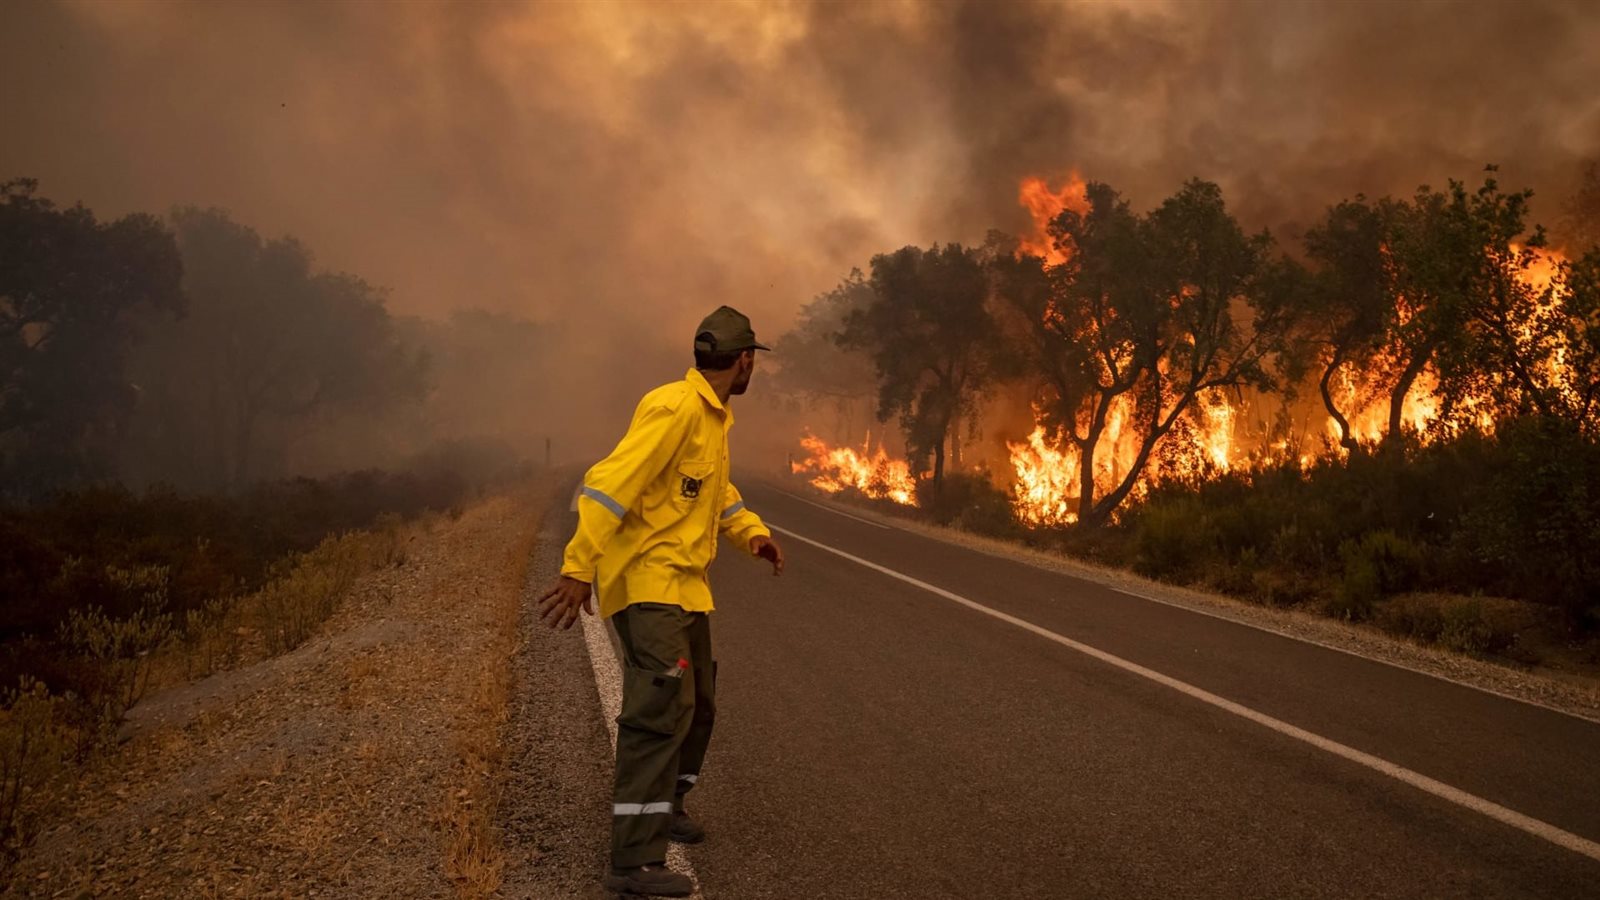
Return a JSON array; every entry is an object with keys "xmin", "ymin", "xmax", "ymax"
[{"xmin": 614, "ymin": 802, "xmax": 674, "ymax": 816}]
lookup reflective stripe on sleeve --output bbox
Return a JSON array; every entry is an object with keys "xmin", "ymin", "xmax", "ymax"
[
  {"xmin": 613, "ymin": 802, "xmax": 674, "ymax": 816},
  {"xmin": 581, "ymin": 486, "xmax": 626, "ymax": 518},
  {"xmin": 720, "ymin": 500, "xmax": 746, "ymax": 519}
]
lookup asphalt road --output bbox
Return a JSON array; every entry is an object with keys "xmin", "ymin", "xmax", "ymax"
[{"xmin": 639, "ymin": 479, "xmax": 1600, "ymax": 899}]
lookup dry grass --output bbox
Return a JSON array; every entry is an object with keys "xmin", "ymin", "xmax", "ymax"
[
  {"xmin": 0, "ymin": 515, "xmax": 418, "ymax": 881},
  {"xmin": 442, "ymin": 484, "xmax": 543, "ymax": 900},
  {"xmin": 2, "ymin": 480, "xmax": 556, "ymax": 898},
  {"xmin": 252, "ymin": 523, "xmax": 406, "ymax": 656}
]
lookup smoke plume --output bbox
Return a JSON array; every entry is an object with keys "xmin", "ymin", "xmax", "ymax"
[{"xmin": 3, "ymin": 0, "xmax": 1595, "ymax": 463}]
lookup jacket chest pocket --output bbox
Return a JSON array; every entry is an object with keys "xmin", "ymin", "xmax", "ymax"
[{"xmin": 672, "ymin": 459, "xmax": 716, "ymax": 510}]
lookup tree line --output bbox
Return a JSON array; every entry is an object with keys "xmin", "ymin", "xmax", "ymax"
[
  {"xmin": 780, "ymin": 165, "xmax": 1600, "ymax": 528},
  {"xmin": 0, "ymin": 179, "xmax": 551, "ymax": 502}
]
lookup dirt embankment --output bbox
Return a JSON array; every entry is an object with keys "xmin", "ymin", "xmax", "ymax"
[{"xmin": 5, "ymin": 482, "xmax": 557, "ymax": 899}]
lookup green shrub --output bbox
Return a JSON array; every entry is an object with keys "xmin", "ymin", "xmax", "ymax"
[
  {"xmin": 1249, "ymin": 568, "xmax": 1317, "ymax": 607},
  {"xmin": 1375, "ymin": 593, "xmax": 1447, "ymax": 642},
  {"xmin": 1456, "ymin": 416, "xmax": 1600, "ymax": 628},
  {"xmin": 1006, "ymin": 413, "xmax": 1598, "ymax": 656},
  {"xmin": 1330, "ymin": 530, "xmax": 1423, "ymax": 621},
  {"xmin": 55, "ymin": 566, "xmax": 173, "ymax": 731},
  {"xmin": 1131, "ymin": 500, "xmax": 1215, "ymax": 581},
  {"xmin": 919, "ymin": 472, "xmax": 1018, "ymax": 537},
  {"xmin": 1204, "ymin": 562, "xmax": 1258, "ymax": 597},
  {"xmin": 1, "ymin": 468, "xmax": 466, "ymax": 691},
  {"xmin": 1438, "ymin": 596, "xmax": 1531, "ymax": 655},
  {"xmin": 180, "ymin": 596, "xmax": 242, "ymax": 680},
  {"xmin": 0, "ymin": 677, "xmax": 70, "ymax": 866}
]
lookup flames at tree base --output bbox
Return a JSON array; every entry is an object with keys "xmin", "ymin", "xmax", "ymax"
[{"xmin": 791, "ymin": 432, "xmax": 917, "ymax": 506}]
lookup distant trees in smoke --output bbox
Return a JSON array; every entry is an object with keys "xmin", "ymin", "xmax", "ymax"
[
  {"xmin": 0, "ymin": 180, "xmax": 551, "ymax": 502},
  {"xmin": 766, "ymin": 271, "xmax": 877, "ymax": 447},
  {"xmin": 0, "ymin": 179, "xmax": 184, "ymax": 496},
  {"xmin": 120, "ymin": 208, "xmax": 429, "ymax": 491}
]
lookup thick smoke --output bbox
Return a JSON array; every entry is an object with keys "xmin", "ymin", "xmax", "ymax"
[{"xmin": 3, "ymin": 0, "xmax": 1595, "ymax": 465}]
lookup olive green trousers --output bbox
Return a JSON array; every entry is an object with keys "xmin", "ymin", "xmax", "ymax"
[{"xmin": 609, "ymin": 602, "xmax": 716, "ymax": 869}]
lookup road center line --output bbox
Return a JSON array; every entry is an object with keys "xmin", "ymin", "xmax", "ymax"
[
  {"xmin": 579, "ymin": 593, "xmax": 702, "ymax": 895},
  {"xmin": 769, "ymin": 523, "xmax": 1600, "ymax": 865}
]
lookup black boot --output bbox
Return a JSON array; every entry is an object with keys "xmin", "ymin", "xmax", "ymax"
[
  {"xmin": 668, "ymin": 807, "xmax": 705, "ymax": 844},
  {"xmin": 604, "ymin": 863, "xmax": 694, "ymax": 896}
]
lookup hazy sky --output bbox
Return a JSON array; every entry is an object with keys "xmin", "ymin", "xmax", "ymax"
[{"xmin": 4, "ymin": 0, "xmax": 1598, "ymax": 433}]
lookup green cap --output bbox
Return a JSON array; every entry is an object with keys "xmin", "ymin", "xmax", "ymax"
[{"xmin": 693, "ymin": 305, "xmax": 771, "ymax": 354}]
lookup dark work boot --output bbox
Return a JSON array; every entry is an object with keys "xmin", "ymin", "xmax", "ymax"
[
  {"xmin": 604, "ymin": 863, "xmax": 694, "ymax": 896},
  {"xmin": 668, "ymin": 807, "xmax": 705, "ymax": 844}
]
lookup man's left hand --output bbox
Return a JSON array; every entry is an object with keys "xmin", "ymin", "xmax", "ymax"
[{"xmin": 750, "ymin": 535, "xmax": 785, "ymax": 576}]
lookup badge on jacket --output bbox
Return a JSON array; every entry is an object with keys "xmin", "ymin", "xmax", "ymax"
[{"xmin": 680, "ymin": 476, "xmax": 702, "ymax": 500}]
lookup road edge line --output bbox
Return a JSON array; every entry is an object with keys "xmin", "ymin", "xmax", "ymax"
[
  {"xmin": 771, "ymin": 523, "xmax": 1600, "ymax": 866},
  {"xmin": 765, "ymin": 484, "xmax": 1600, "ymax": 726}
]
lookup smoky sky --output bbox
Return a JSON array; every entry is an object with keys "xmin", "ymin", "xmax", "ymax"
[{"xmin": 3, "ymin": 0, "xmax": 1597, "ymax": 450}]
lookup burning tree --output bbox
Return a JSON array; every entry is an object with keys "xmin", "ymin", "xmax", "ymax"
[
  {"xmin": 1295, "ymin": 196, "xmax": 1394, "ymax": 450},
  {"xmin": 995, "ymin": 179, "xmax": 1287, "ymax": 527},
  {"xmin": 792, "ymin": 163, "xmax": 1596, "ymax": 533},
  {"xmin": 1466, "ymin": 244, "xmax": 1600, "ymax": 434},
  {"xmin": 841, "ymin": 243, "xmax": 1000, "ymax": 492},
  {"xmin": 1295, "ymin": 172, "xmax": 1595, "ymax": 448}
]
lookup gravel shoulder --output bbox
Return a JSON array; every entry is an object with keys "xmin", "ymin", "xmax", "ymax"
[
  {"xmin": 5, "ymin": 482, "xmax": 554, "ymax": 899},
  {"xmin": 775, "ymin": 481, "xmax": 1600, "ymax": 723},
  {"xmin": 494, "ymin": 487, "xmax": 615, "ymax": 900}
]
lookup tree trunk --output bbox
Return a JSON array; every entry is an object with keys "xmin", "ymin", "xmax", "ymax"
[
  {"xmin": 1319, "ymin": 348, "xmax": 1357, "ymax": 451},
  {"xmin": 1075, "ymin": 395, "xmax": 1112, "ymax": 525},
  {"xmin": 1076, "ymin": 434, "xmax": 1097, "ymax": 525},
  {"xmin": 1386, "ymin": 345, "xmax": 1432, "ymax": 446},
  {"xmin": 1087, "ymin": 379, "xmax": 1195, "ymax": 527}
]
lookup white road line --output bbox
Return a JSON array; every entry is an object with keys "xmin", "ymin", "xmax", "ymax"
[
  {"xmin": 579, "ymin": 597, "xmax": 702, "ymax": 895},
  {"xmin": 770, "ymin": 523, "xmax": 1600, "ymax": 865},
  {"xmin": 774, "ymin": 488, "xmax": 891, "ymax": 528},
  {"xmin": 868, "ymin": 512, "xmax": 1600, "ymax": 726}
]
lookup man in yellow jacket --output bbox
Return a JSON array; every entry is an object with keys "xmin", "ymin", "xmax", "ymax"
[{"xmin": 537, "ymin": 306, "xmax": 784, "ymax": 897}]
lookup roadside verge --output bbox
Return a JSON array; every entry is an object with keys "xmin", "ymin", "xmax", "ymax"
[{"xmin": 3, "ymin": 482, "xmax": 551, "ymax": 899}]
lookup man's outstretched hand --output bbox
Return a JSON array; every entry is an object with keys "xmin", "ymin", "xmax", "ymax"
[
  {"xmin": 751, "ymin": 535, "xmax": 785, "ymax": 575},
  {"xmin": 537, "ymin": 575, "xmax": 594, "ymax": 629}
]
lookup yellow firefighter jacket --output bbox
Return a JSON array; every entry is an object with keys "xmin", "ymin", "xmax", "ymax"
[{"xmin": 561, "ymin": 368, "xmax": 771, "ymax": 618}]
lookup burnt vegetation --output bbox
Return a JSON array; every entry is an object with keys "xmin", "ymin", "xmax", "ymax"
[{"xmin": 781, "ymin": 165, "xmax": 1600, "ymax": 652}]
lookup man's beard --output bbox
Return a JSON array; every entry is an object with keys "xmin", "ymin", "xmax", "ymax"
[{"xmin": 730, "ymin": 370, "xmax": 752, "ymax": 395}]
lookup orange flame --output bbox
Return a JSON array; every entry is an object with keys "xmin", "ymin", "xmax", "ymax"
[
  {"xmin": 1017, "ymin": 171, "xmax": 1089, "ymax": 266},
  {"xmin": 792, "ymin": 432, "xmax": 917, "ymax": 505},
  {"xmin": 1324, "ymin": 244, "xmax": 1570, "ymax": 447},
  {"xmin": 985, "ymin": 170, "xmax": 1584, "ymax": 526},
  {"xmin": 1008, "ymin": 422, "xmax": 1082, "ymax": 526}
]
